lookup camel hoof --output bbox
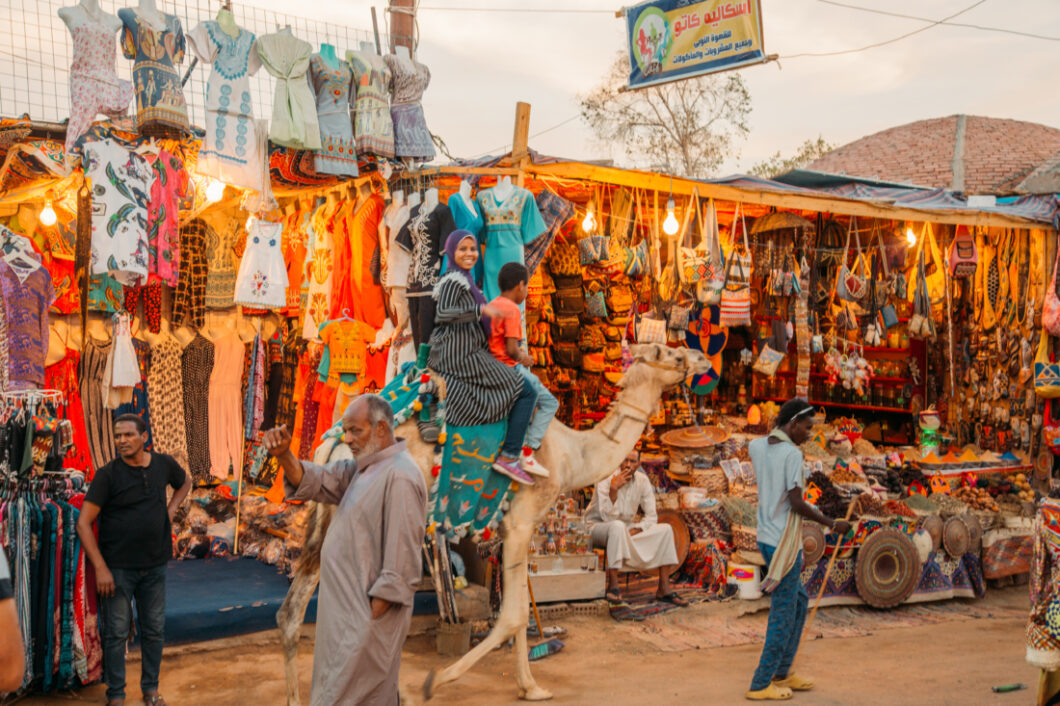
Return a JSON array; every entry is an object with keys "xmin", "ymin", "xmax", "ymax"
[
  {"xmin": 519, "ymin": 686, "xmax": 553, "ymax": 701},
  {"xmin": 422, "ymin": 668, "xmax": 437, "ymax": 701}
]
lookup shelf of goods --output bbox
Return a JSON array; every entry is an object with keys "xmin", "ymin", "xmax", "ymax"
[{"xmin": 527, "ymin": 551, "xmax": 605, "ymax": 603}]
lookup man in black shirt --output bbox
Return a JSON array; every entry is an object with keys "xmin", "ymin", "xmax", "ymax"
[{"xmin": 76, "ymin": 414, "xmax": 191, "ymax": 706}]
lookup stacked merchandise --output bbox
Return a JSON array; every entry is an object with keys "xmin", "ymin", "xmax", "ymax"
[{"xmin": 0, "ymin": 390, "xmax": 101, "ymax": 695}]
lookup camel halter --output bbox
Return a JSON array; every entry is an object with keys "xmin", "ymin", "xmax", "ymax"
[{"xmin": 599, "ymin": 356, "xmax": 695, "ymax": 442}]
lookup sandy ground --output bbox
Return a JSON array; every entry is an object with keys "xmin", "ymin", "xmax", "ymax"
[{"xmin": 21, "ymin": 587, "xmax": 1041, "ymax": 706}]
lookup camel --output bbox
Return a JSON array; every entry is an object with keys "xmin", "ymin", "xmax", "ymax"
[{"xmin": 275, "ymin": 343, "xmax": 710, "ymax": 704}]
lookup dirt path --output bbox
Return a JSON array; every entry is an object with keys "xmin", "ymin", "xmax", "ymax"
[{"xmin": 22, "ymin": 588, "xmax": 1038, "ymax": 706}]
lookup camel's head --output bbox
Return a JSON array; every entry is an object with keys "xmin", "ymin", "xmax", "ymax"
[{"xmin": 625, "ymin": 344, "xmax": 711, "ymax": 388}]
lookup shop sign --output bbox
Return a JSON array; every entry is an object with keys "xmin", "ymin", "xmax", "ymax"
[{"xmin": 623, "ymin": 0, "xmax": 768, "ymax": 90}]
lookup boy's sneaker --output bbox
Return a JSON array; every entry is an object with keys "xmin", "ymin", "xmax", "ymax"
[
  {"xmin": 520, "ymin": 448, "xmax": 550, "ymax": 478},
  {"xmin": 417, "ymin": 420, "xmax": 440, "ymax": 444},
  {"xmin": 492, "ymin": 457, "xmax": 535, "ymax": 485}
]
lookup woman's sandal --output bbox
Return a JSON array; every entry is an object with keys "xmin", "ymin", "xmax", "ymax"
[
  {"xmin": 656, "ymin": 592, "xmax": 690, "ymax": 607},
  {"xmin": 605, "ymin": 590, "xmax": 623, "ymax": 604},
  {"xmin": 144, "ymin": 694, "xmax": 167, "ymax": 706}
]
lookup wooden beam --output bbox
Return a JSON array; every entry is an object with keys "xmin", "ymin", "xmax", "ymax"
[
  {"xmin": 525, "ymin": 161, "xmax": 1047, "ymax": 229},
  {"xmin": 511, "ymin": 102, "xmax": 531, "ymax": 163}
]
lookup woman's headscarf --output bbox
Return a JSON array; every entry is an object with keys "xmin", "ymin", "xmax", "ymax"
[{"xmin": 443, "ymin": 229, "xmax": 490, "ymax": 332}]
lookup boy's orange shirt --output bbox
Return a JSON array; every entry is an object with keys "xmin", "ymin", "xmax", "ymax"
[{"xmin": 487, "ymin": 296, "xmax": 522, "ymax": 366}]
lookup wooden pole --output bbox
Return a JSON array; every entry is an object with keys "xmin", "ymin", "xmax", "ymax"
[
  {"xmin": 388, "ymin": 0, "xmax": 415, "ymax": 54},
  {"xmin": 511, "ymin": 102, "xmax": 531, "ymax": 188}
]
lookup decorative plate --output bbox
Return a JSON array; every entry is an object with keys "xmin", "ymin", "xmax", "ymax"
[{"xmin": 855, "ymin": 529, "xmax": 920, "ymax": 609}]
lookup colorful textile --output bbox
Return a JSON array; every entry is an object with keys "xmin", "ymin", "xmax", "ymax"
[
  {"xmin": 118, "ymin": 9, "xmax": 189, "ymax": 133},
  {"xmin": 83, "ymin": 139, "xmax": 153, "ymax": 286},
  {"xmin": 982, "ymin": 531, "xmax": 1034, "ymax": 579},
  {"xmin": 476, "ymin": 186, "xmax": 546, "ymax": 302},
  {"xmin": 331, "ymin": 194, "xmax": 386, "ymax": 327},
  {"xmin": 0, "ymin": 256, "xmax": 54, "ymax": 388},
  {"xmin": 430, "ymin": 422, "xmax": 511, "ymax": 538},
  {"xmin": 173, "ymin": 219, "xmax": 208, "ymax": 328},
  {"xmin": 122, "ymin": 280, "xmax": 162, "ymax": 333},
  {"xmin": 145, "ymin": 148, "xmax": 188, "ymax": 285},
  {"xmin": 64, "ymin": 8, "xmax": 133, "ymax": 157},
  {"xmin": 235, "ymin": 218, "xmax": 287, "ymax": 309}
]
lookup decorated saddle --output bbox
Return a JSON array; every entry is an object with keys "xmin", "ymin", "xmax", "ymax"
[{"xmin": 374, "ymin": 353, "xmax": 514, "ymax": 542}]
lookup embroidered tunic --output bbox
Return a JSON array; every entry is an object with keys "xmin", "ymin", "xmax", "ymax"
[
  {"xmin": 308, "ymin": 55, "xmax": 359, "ymax": 177},
  {"xmin": 188, "ymin": 21, "xmax": 263, "ymax": 191},
  {"xmin": 383, "ymin": 54, "xmax": 434, "ymax": 160},
  {"xmin": 347, "ymin": 50, "xmax": 394, "ymax": 158},
  {"xmin": 477, "ymin": 186, "xmax": 546, "ymax": 302}
]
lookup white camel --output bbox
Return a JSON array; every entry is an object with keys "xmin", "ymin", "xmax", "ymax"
[{"xmin": 275, "ymin": 343, "xmax": 710, "ymax": 704}]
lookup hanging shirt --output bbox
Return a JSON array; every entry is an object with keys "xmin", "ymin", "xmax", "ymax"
[
  {"xmin": 83, "ymin": 138, "xmax": 153, "ymax": 286},
  {"xmin": 477, "ymin": 186, "xmax": 546, "ymax": 302},
  {"xmin": 383, "ymin": 201, "xmax": 411, "ymax": 289},
  {"xmin": 395, "ymin": 202, "xmax": 455, "ymax": 298},
  {"xmin": 145, "ymin": 148, "xmax": 189, "ymax": 287},
  {"xmin": 118, "ymin": 9, "xmax": 190, "ymax": 133},
  {"xmin": 0, "ymin": 253, "xmax": 55, "ymax": 388},
  {"xmin": 256, "ymin": 30, "xmax": 321, "ymax": 150}
]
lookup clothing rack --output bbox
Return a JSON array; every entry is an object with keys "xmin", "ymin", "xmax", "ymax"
[{"xmin": 2, "ymin": 388, "xmax": 65, "ymax": 406}]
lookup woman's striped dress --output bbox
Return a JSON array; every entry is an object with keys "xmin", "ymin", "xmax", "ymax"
[{"xmin": 427, "ymin": 272, "xmax": 523, "ymax": 427}]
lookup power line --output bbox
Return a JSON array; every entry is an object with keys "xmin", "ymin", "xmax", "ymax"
[
  {"xmin": 417, "ymin": 6, "xmax": 612, "ymax": 13},
  {"xmin": 816, "ymin": 0, "xmax": 1060, "ymax": 42},
  {"xmin": 781, "ymin": 0, "xmax": 988, "ymax": 58},
  {"xmin": 468, "ymin": 113, "xmax": 583, "ymax": 159}
]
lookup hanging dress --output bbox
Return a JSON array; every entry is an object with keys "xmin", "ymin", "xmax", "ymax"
[
  {"xmin": 308, "ymin": 54, "xmax": 359, "ymax": 177},
  {"xmin": 101, "ymin": 311, "xmax": 140, "ymax": 410},
  {"xmin": 302, "ymin": 201, "xmax": 337, "ymax": 340},
  {"xmin": 383, "ymin": 54, "xmax": 434, "ymax": 160},
  {"xmin": 234, "ymin": 218, "xmax": 287, "ymax": 310},
  {"xmin": 173, "ymin": 218, "xmax": 209, "ymax": 329},
  {"xmin": 0, "ymin": 254, "xmax": 54, "ymax": 389},
  {"xmin": 256, "ymin": 30, "xmax": 320, "ymax": 150},
  {"xmin": 145, "ymin": 148, "xmax": 188, "ymax": 287},
  {"xmin": 114, "ymin": 337, "xmax": 153, "ymax": 450},
  {"xmin": 44, "ymin": 349, "xmax": 94, "ymax": 478},
  {"xmin": 188, "ymin": 21, "xmax": 263, "ymax": 191},
  {"xmin": 64, "ymin": 7, "xmax": 133, "ymax": 158},
  {"xmin": 182, "ymin": 334, "xmax": 213, "ymax": 483},
  {"xmin": 146, "ymin": 336, "xmax": 188, "ymax": 470},
  {"xmin": 118, "ymin": 9, "xmax": 190, "ymax": 134},
  {"xmin": 331, "ymin": 194, "xmax": 386, "ymax": 328},
  {"xmin": 80, "ymin": 337, "xmax": 114, "ymax": 469},
  {"xmin": 208, "ymin": 332, "xmax": 245, "ymax": 479},
  {"xmin": 347, "ymin": 50, "xmax": 395, "ymax": 158},
  {"xmin": 202, "ymin": 210, "xmax": 240, "ymax": 309},
  {"xmin": 476, "ymin": 186, "xmax": 547, "ymax": 302},
  {"xmin": 83, "ymin": 139, "xmax": 153, "ymax": 286}
]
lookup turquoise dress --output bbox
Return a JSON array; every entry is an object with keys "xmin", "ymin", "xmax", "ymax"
[{"xmin": 476, "ymin": 186, "xmax": 546, "ymax": 302}]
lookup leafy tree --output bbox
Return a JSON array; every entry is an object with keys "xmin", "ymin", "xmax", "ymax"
[
  {"xmin": 749, "ymin": 136, "xmax": 834, "ymax": 178},
  {"xmin": 580, "ymin": 52, "xmax": 751, "ymax": 178}
]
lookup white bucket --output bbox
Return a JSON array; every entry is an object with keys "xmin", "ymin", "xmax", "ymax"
[{"xmin": 726, "ymin": 562, "xmax": 762, "ymax": 600}]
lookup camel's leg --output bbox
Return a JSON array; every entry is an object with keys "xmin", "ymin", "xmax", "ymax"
[
  {"xmin": 276, "ymin": 566, "xmax": 320, "ymax": 706},
  {"xmin": 424, "ymin": 521, "xmax": 552, "ymax": 701}
]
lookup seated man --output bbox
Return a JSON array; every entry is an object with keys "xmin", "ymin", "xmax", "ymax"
[{"xmin": 585, "ymin": 451, "xmax": 688, "ymax": 606}]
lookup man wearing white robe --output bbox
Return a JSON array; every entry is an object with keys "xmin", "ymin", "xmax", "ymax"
[
  {"xmin": 585, "ymin": 451, "xmax": 687, "ymax": 605},
  {"xmin": 265, "ymin": 394, "xmax": 427, "ymax": 706}
]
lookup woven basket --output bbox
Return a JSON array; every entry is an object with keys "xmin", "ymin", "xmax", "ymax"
[
  {"xmin": 682, "ymin": 505, "xmax": 731, "ymax": 542},
  {"xmin": 666, "ymin": 448, "xmax": 713, "ymax": 479},
  {"xmin": 732, "ymin": 524, "xmax": 759, "ymax": 552},
  {"xmin": 970, "ymin": 509, "xmax": 999, "ymax": 531},
  {"xmin": 729, "ymin": 482, "xmax": 759, "ymax": 504},
  {"xmin": 691, "ymin": 468, "xmax": 729, "ymax": 496},
  {"xmin": 657, "ymin": 492, "xmax": 680, "ymax": 511}
]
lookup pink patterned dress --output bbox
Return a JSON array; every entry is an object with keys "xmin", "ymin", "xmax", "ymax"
[{"xmin": 64, "ymin": 10, "xmax": 133, "ymax": 157}]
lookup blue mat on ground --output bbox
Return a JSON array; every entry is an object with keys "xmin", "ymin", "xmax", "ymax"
[{"xmin": 163, "ymin": 558, "xmax": 440, "ymax": 645}]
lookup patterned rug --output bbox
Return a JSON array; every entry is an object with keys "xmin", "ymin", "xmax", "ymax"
[{"xmin": 608, "ymin": 574, "xmax": 724, "ymax": 622}]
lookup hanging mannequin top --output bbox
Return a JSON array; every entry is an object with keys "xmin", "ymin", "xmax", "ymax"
[
  {"xmin": 60, "ymin": 0, "xmax": 132, "ymax": 158},
  {"xmin": 118, "ymin": 3, "xmax": 190, "ymax": 134},
  {"xmin": 450, "ymin": 180, "xmax": 483, "ymax": 235},
  {"xmin": 256, "ymin": 29, "xmax": 321, "ymax": 150},
  {"xmin": 476, "ymin": 182, "xmax": 546, "ymax": 302},
  {"xmin": 188, "ymin": 19, "xmax": 264, "ymax": 191},
  {"xmin": 309, "ymin": 52, "xmax": 359, "ymax": 177},
  {"xmin": 383, "ymin": 53, "xmax": 434, "ymax": 161},
  {"xmin": 346, "ymin": 47, "xmax": 395, "ymax": 158}
]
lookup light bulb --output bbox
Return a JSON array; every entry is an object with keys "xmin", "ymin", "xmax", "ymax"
[
  {"xmin": 905, "ymin": 227, "xmax": 916, "ymax": 246},
  {"xmin": 39, "ymin": 200, "xmax": 57, "ymax": 226},
  {"xmin": 205, "ymin": 179, "xmax": 226, "ymax": 203},
  {"xmin": 662, "ymin": 198, "xmax": 679, "ymax": 236},
  {"xmin": 581, "ymin": 207, "xmax": 596, "ymax": 233}
]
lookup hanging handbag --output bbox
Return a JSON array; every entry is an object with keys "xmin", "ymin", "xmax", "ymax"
[
  {"xmin": 876, "ymin": 223, "xmax": 899, "ymax": 327},
  {"xmin": 1034, "ymin": 331, "xmax": 1060, "ymax": 398},
  {"xmin": 753, "ymin": 344, "xmax": 786, "ymax": 377},
  {"xmin": 606, "ymin": 282, "xmax": 634, "ymax": 315},
  {"xmin": 636, "ymin": 312, "xmax": 668, "ymax": 344},
  {"xmin": 554, "ymin": 342, "xmax": 582, "ymax": 368},
  {"xmin": 679, "ymin": 190, "xmax": 715, "ymax": 284},
  {"xmin": 584, "ymin": 281, "xmax": 608, "ymax": 319},
  {"xmin": 1042, "ymin": 246, "xmax": 1060, "ymax": 337},
  {"xmin": 1044, "ymin": 401, "xmax": 1060, "ymax": 454},
  {"xmin": 836, "ymin": 216, "xmax": 869, "ymax": 302},
  {"xmin": 552, "ymin": 315, "xmax": 581, "ymax": 342},
  {"xmin": 905, "ymin": 222, "xmax": 947, "ymax": 306},
  {"xmin": 718, "ymin": 205, "xmax": 752, "ymax": 327},
  {"xmin": 668, "ymin": 301, "xmax": 692, "ymax": 330},
  {"xmin": 948, "ymin": 225, "xmax": 978, "ymax": 277},
  {"xmin": 548, "ymin": 239, "xmax": 581, "ymax": 276},
  {"xmin": 812, "ymin": 216, "xmax": 845, "ymax": 309},
  {"xmin": 696, "ymin": 198, "xmax": 726, "ymax": 304}
]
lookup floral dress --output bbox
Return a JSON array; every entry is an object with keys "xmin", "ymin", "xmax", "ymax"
[
  {"xmin": 308, "ymin": 54, "xmax": 359, "ymax": 176},
  {"xmin": 118, "ymin": 9, "xmax": 189, "ymax": 134},
  {"xmin": 64, "ymin": 8, "xmax": 133, "ymax": 157},
  {"xmin": 188, "ymin": 21, "xmax": 263, "ymax": 191},
  {"xmin": 234, "ymin": 218, "xmax": 287, "ymax": 310}
]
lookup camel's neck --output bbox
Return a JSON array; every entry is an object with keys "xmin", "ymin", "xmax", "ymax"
[{"xmin": 559, "ymin": 376, "xmax": 666, "ymax": 492}]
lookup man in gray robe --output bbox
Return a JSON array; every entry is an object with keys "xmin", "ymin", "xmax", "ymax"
[{"xmin": 265, "ymin": 394, "xmax": 427, "ymax": 706}]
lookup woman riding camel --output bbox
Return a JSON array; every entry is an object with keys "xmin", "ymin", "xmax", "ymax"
[{"xmin": 427, "ymin": 230, "xmax": 546, "ymax": 485}]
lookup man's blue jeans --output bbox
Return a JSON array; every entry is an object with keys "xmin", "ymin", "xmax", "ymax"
[
  {"xmin": 100, "ymin": 565, "xmax": 167, "ymax": 701},
  {"xmin": 750, "ymin": 542, "xmax": 808, "ymax": 691},
  {"xmin": 518, "ymin": 366, "xmax": 559, "ymax": 450}
]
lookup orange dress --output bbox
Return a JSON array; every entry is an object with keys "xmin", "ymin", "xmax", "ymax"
[{"xmin": 330, "ymin": 194, "xmax": 386, "ymax": 328}]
